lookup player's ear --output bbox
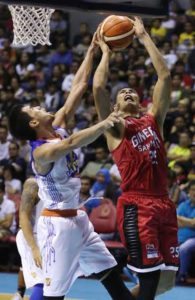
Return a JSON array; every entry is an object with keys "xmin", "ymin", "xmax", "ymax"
[{"xmin": 29, "ymin": 119, "xmax": 39, "ymax": 128}]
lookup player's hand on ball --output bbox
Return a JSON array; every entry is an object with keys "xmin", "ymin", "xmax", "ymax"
[
  {"xmin": 132, "ymin": 16, "xmax": 146, "ymax": 39},
  {"xmin": 96, "ymin": 25, "xmax": 111, "ymax": 54},
  {"xmin": 32, "ymin": 245, "xmax": 42, "ymax": 268},
  {"xmin": 90, "ymin": 30, "xmax": 99, "ymax": 51}
]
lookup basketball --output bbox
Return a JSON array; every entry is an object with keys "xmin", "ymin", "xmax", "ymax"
[{"xmin": 101, "ymin": 15, "xmax": 134, "ymax": 50}]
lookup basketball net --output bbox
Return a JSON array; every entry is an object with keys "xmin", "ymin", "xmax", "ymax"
[{"xmin": 8, "ymin": 5, "xmax": 54, "ymax": 47}]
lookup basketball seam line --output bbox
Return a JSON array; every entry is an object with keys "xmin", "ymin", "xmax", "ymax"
[
  {"xmin": 103, "ymin": 20, "xmax": 130, "ymax": 35},
  {"xmin": 104, "ymin": 28, "xmax": 134, "ymax": 42},
  {"xmin": 101, "ymin": 15, "xmax": 123, "ymax": 35}
]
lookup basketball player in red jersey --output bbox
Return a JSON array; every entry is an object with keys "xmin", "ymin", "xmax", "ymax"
[{"xmin": 93, "ymin": 17, "xmax": 179, "ymax": 300}]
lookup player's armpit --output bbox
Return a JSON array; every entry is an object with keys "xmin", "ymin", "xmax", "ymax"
[{"xmin": 93, "ymin": 86, "xmax": 111, "ymax": 120}]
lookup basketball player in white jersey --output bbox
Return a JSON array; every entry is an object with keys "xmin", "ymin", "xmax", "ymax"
[
  {"xmin": 16, "ymin": 177, "xmax": 44, "ymax": 300},
  {"xmin": 8, "ymin": 31, "xmax": 135, "ymax": 300}
]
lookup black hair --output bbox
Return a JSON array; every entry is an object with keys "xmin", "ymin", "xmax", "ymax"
[
  {"xmin": 171, "ymin": 72, "xmax": 183, "ymax": 80},
  {"xmin": 81, "ymin": 175, "xmax": 92, "ymax": 184},
  {"xmin": 8, "ymin": 104, "xmax": 36, "ymax": 141},
  {"xmin": 0, "ymin": 177, "xmax": 5, "ymax": 192},
  {"xmin": 188, "ymin": 180, "xmax": 195, "ymax": 190},
  {"xmin": 167, "ymin": 169, "xmax": 176, "ymax": 180},
  {"xmin": 3, "ymin": 165, "xmax": 15, "ymax": 177},
  {"xmin": 0, "ymin": 124, "xmax": 8, "ymax": 132},
  {"xmin": 174, "ymin": 161, "xmax": 188, "ymax": 175},
  {"xmin": 175, "ymin": 60, "xmax": 185, "ymax": 67},
  {"xmin": 9, "ymin": 141, "xmax": 19, "ymax": 150},
  {"xmin": 179, "ymin": 130, "xmax": 191, "ymax": 137}
]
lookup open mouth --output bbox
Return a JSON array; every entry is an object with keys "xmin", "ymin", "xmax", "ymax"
[{"xmin": 124, "ymin": 95, "xmax": 135, "ymax": 103}]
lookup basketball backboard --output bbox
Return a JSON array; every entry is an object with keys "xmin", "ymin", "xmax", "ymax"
[{"xmin": 0, "ymin": 0, "xmax": 169, "ymax": 16}]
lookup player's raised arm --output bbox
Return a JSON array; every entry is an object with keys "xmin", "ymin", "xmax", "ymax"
[
  {"xmin": 93, "ymin": 29, "xmax": 112, "ymax": 121},
  {"xmin": 19, "ymin": 178, "xmax": 42, "ymax": 268},
  {"xmin": 133, "ymin": 17, "xmax": 171, "ymax": 132},
  {"xmin": 53, "ymin": 32, "xmax": 97, "ymax": 128}
]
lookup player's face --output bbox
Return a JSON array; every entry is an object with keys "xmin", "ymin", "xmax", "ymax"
[
  {"xmin": 116, "ymin": 88, "xmax": 140, "ymax": 113},
  {"xmin": 81, "ymin": 179, "xmax": 91, "ymax": 193},
  {"xmin": 96, "ymin": 173, "xmax": 106, "ymax": 183},
  {"xmin": 22, "ymin": 105, "xmax": 54, "ymax": 124}
]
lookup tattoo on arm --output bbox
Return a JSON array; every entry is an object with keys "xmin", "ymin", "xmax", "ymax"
[{"xmin": 20, "ymin": 180, "xmax": 39, "ymax": 215}]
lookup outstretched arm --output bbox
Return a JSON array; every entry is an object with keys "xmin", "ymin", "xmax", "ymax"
[
  {"xmin": 93, "ymin": 34, "xmax": 111, "ymax": 121},
  {"xmin": 93, "ymin": 29, "xmax": 125, "ymax": 151},
  {"xmin": 134, "ymin": 17, "xmax": 171, "ymax": 133},
  {"xmin": 19, "ymin": 178, "xmax": 42, "ymax": 268},
  {"xmin": 53, "ymin": 33, "xmax": 97, "ymax": 128},
  {"xmin": 34, "ymin": 110, "xmax": 122, "ymax": 165}
]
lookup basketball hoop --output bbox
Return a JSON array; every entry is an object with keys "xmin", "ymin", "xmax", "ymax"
[{"xmin": 8, "ymin": 5, "xmax": 54, "ymax": 47}]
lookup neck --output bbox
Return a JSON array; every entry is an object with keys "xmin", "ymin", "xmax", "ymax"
[
  {"xmin": 122, "ymin": 112, "xmax": 140, "ymax": 118},
  {"xmin": 37, "ymin": 124, "xmax": 58, "ymax": 140}
]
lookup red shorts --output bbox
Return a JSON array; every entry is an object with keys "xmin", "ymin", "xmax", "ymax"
[{"xmin": 117, "ymin": 193, "xmax": 179, "ymax": 273}]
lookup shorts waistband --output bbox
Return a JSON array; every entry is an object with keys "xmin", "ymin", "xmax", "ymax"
[
  {"xmin": 41, "ymin": 208, "xmax": 77, "ymax": 218},
  {"xmin": 121, "ymin": 191, "xmax": 169, "ymax": 198}
]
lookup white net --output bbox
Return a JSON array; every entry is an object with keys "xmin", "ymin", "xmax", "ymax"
[{"xmin": 8, "ymin": 5, "xmax": 54, "ymax": 47}]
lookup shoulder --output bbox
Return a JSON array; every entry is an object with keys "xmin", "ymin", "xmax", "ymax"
[
  {"xmin": 30, "ymin": 140, "xmax": 47, "ymax": 152},
  {"xmin": 53, "ymin": 126, "xmax": 68, "ymax": 138},
  {"xmin": 143, "ymin": 113, "xmax": 156, "ymax": 123}
]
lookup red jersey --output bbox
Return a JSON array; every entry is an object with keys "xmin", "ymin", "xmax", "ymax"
[{"xmin": 112, "ymin": 114, "xmax": 168, "ymax": 196}]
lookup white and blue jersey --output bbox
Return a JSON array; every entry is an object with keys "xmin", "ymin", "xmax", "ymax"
[
  {"xmin": 31, "ymin": 199, "xmax": 44, "ymax": 233},
  {"xmin": 30, "ymin": 128, "xmax": 116, "ymax": 297},
  {"xmin": 30, "ymin": 127, "xmax": 81, "ymax": 210}
]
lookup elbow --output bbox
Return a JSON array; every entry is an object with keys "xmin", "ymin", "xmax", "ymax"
[
  {"xmin": 159, "ymin": 68, "xmax": 171, "ymax": 81},
  {"xmin": 66, "ymin": 131, "xmax": 88, "ymax": 150},
  {"xmin": 80, "ymin": 82, "xmax": 88, "ymax": 91},
  {"xmin": 93, "ymin": 84, "xmax": 102, "ymax": 92},
  {"xmin": 164, "ymin": 71, "xmax": 171, "ymax": 81},
  {"xmin": 73, "ymin": 82, "xmax": 88, "ymax": 94},
  {"xmin": 93, "ymin": 84, "xmax": 106, "ymax": 97},
  {"xmin": 66, "ymin": 135, "xmax": 78, "ymax": 149}
]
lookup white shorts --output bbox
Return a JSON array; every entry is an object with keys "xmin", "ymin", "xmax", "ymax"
[
  {"xmin": 37, "ymin": 210, "xmax": 117, "ymax": 297},
  {"xmin": 16, "ymin": 229, "xmax": 43, "ymax": 289}
]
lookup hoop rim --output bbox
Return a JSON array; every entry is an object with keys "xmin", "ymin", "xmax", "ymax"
[{"xmin": 0, "ymin": 0, "xmax": 169, "ymax": 16}]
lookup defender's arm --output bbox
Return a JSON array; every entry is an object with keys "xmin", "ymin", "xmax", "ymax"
[
  {"xmin": 53, "ymin": 34, "xmax": 97, "ymax": 128},
  {"xmin": 34, "ymin": 111, "xmax": 122, "ymax": 165}
]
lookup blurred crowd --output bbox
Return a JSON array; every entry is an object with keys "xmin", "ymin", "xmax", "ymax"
[{"xmin": 0, "ymin": 0, "xmax": 195, "ymax": 283}]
